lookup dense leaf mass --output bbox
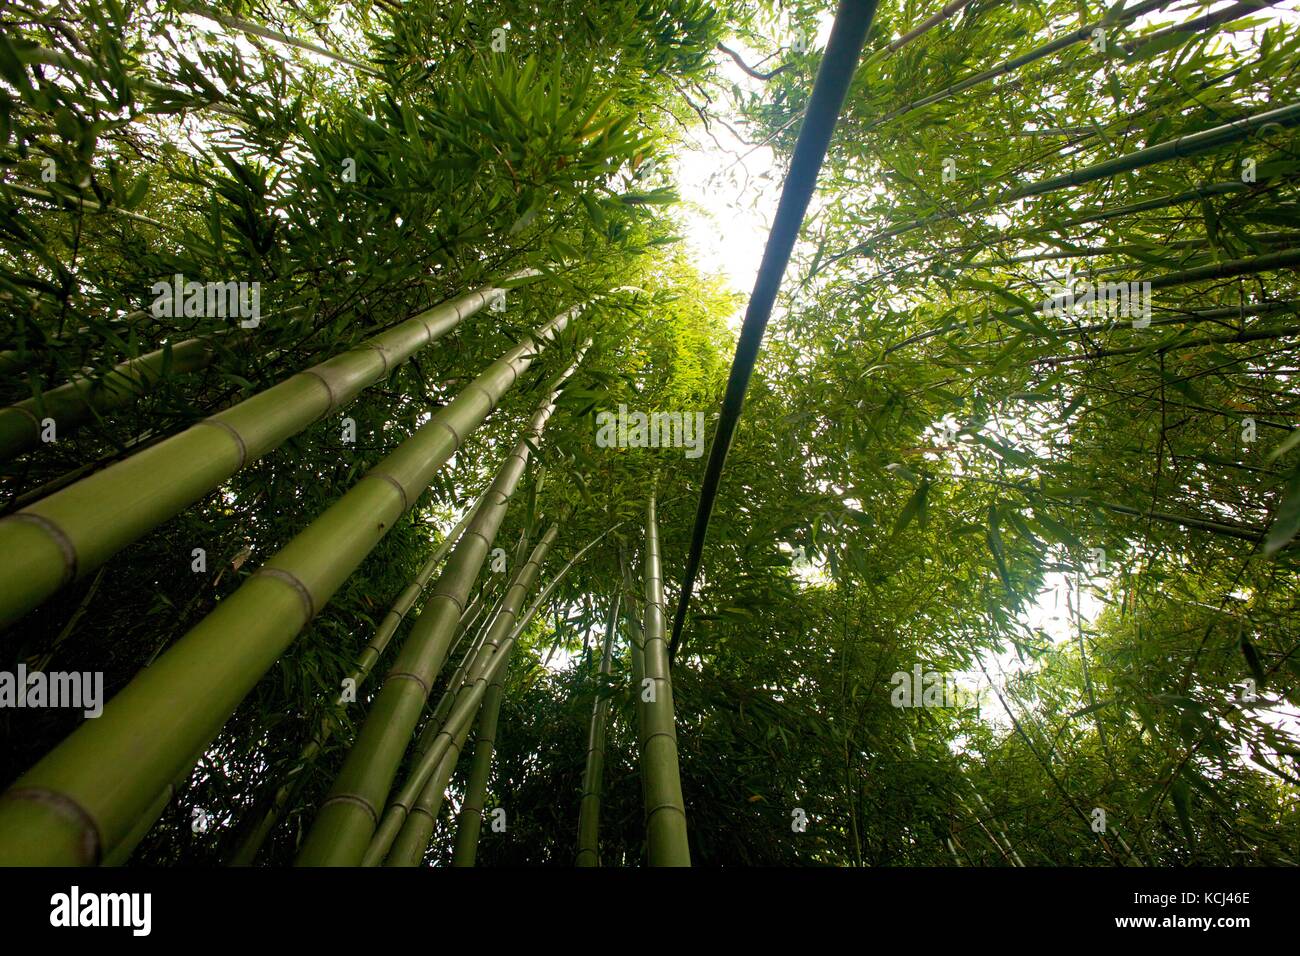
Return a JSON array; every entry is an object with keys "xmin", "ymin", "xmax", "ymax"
[{"xmin": 1, "ymin": 0, "xmax": 1298, "ymax": 866}]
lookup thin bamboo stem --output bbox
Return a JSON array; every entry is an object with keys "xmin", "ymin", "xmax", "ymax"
[
  {"xmin": 362, "ymin": 525, "xmax": 560, "ymax": 866},
  {"xmin": 640, "ymin": 493, "xmax": 690, "ymax": 866},
  {"xmin": 0, "ymin": 334, "xmax": 226, "ymax": 462},
  {"xmin": 295, "ymin": 353, "xmax": 581, "ymax": 866},
  {"xmin": 853, "ymin": 102, "xmax": 1300, "ymax": 254},
  {"xmin": 575, "ymin": 590, "xmax": 620, "ymax": 866}
]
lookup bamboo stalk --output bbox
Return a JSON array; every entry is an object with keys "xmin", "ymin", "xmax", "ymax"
[
  {"xmin": 3, "ymin": 181, "xmax": 167, "ymax": 226},
  {"xmin": 1034, "ymin": 322, "xmax": 1300, "ymax": 366},
  {"xmin": 575, "ymin": 590, "xmax": 621, "ymax": 866},
  {"xmin": 0, "ymin": 281, "xmax": 523, "ymax": 630},
  {"xmin": 380, "ymin": 640, "xmax": 516, "ymax": 866},
  {"xmin": 187, "ymin": 7, "xmax": 383, "ymax": 76},
  {"xmin": 886, "ymin": 247, "xmax": 1300, "ymax": 354},
  {"xmin": 383, "ymin": 680, "xmax": 484, "ymax": 866},
  {"xmin": 0, "ymin": 308, "xmax": 575, "ymax": 866},
  {"xmin": 374, "ymin": 514, "xmax": 622, "ymax": 865},
  {"xmin": 853, "ymin": 101, "xmax": 1300, "ymax": 254},
  {"xmin": 620, "ymin": 545, "xmax": 647, "ymax": 812},
  {"xmin": 0, "ymin": 334, "xmax": 226, "ymax": 462},
  {"xmin": 359, "ymin": 524, "xmax": 560, "ymax": 865},
  {"xmin": 222, "ymin": 498, "xmax": 484, "ymax": 865},
  {"xmin": 640, "ymin": 493, "xmax": 690, "ymax": 866},
  {"xmin": 448, "ymin": 637, "xmax": 515, "ymax": 867},
  {"xmin": 295, "ymin": 368, "xmax": 579, "ymax": 866},
  {"xmin": 886, "ymin": 0, "xmax": 977, "ymax": 53}
]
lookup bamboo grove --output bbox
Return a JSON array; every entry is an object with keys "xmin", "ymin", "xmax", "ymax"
[{"xmin": 0, "ymin": 0, "xmax": 1298, "ymax": 868}]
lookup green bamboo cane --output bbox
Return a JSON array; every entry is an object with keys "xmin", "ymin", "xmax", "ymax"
[
  {"xmin": 0, "ymin": 280, "xmax": 523, "ymax": 630},
  {"xmin": 381, "ymin": 643, "xmax": 517, "ymax": 867},
  {"xmin": 840, "ymin": 182, "xmax": 1268, "ymax": 283},
  {"xmin": 222, "ymin": 497, "xmax": 485, "ymax": 865},
  {"xmin": 446, "ymin": 525, "xmax": 561, "ymax": 868},
  {"xmin": 1034, "ymin": 322, "xmax": 1300, "ymax": 366},
  {"xmin": 0, "ymin": 307, "xmax": 576, "ymax": 866},
  {"xmin": 886, "ymin": 247, "xmax": 1300, "ymax": 354},
  {"xmin": 639, "ymin": 492, "xmax": 690, "ymax": 866},
  {"xmin": 575, "ymin": 590, "xmax": 621, "ymax": 866},
  {"xmin": 850, "ymin": 102, "xmax": 1300, "ymax": 255},
  {"xmin": 950, "ymin": 230, "xmax": 1300, "ymax": 270},
  {"xmin": 378, "ymin": 516, "xmax": 623, "ymax": 865},
  {"xmin": 883, "ymin": 0, "xmax": 976, "ymax": 54},
  {"xmin": 385, "ymin": 669, "xmax": 492, "ymax": 867},
  {"xmin": 0, "ymin": 334, "xmax": 227, "ymax": 461},
  {"xmin": 448, "ymin": 635, "xmax": 516, "ymax": 867},
  {"xmin": 620, "ymin": 545, "xmax": 648, "ymax": 813},
  {"xmin": 186, "ymin": 6, "xmax": 383, "ymax": 76},
  {"xmin": 295, "ymin": 360, "xmax": 582, "ymax": 866},
  {"xmin": 384, "ymin": 527, "xmax": 539, "ymax": 867},
  {"xmin": 357, "ymin": 524, "xmax": 561, "ymax": 866}
]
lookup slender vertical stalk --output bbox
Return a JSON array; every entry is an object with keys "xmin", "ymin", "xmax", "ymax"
[
  {"xmin": 360, "ymin": 525, "xmax": 561, "ymax": 866},
  {"xmin": 390, "ymin": 641, "xmax": 516, "ymax": 868},
  {"xmin": 295, "ymin": 361, "xmax": 580, "ymax": 866},
  {"xmin": 640, "ymin": 493, "xmax": 690, "ymax": 866},
  {"xmin": 222, "ymin": 499, "xmax": 484, "ymax": 864},
  {"xmin": 575, "ymin": 590, "xmax": 620, "ymax": 866},
  {"xmin": 0, "ymin": 309, "xmax": 575, "ymax": 866}
]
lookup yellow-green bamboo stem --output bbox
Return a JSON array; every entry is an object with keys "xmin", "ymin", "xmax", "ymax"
[
  {"xmin": 575, "ymin": 591, "xmax": 621, "ymax": 866},
  {"xmin": 639, "ymin": 493, "xmax": 690, "ymax": 866},
  {"xmin": 382, "ymin": 669, "xmax": 491, "ymax": 868},
  {"xmin": 0, "ymin": 308, "xmax": 574, "ymax": 866},
  {"xmin": 357, "ymin": 525, "xmax": 561, "ymax": 866},
  {"xmin": 0, "ymin": 281, "xmax": 525, "ymax": 630},
  {"xmin": 295, "ymin": 359, "xmax": 581, "ymax": 866},
  {"xmin": 0, "ymin": 334, "xmax": 226, "ymax": 462},
  {"xmin": 449, "ymin": 637, "xmax": 514, "ymax": 867}
]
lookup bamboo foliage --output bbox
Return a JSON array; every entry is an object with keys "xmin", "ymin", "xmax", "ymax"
[
  {"xmin": 0, "ymin": 282, "xmax": 516, "ymax": 629},
  {"xmin": 0, "ymin": 333, "xmax": 225, "ymax": 462},
  {"xmin": 0, "ymin": 308, "xmax": 575, "ymax": 866},
  {"xmin": 639, "ymin": 493, "xmax": 691, "ymax": 866},
  {"xmin": 575, "ymin": 590, "xmax": 621, "ymax": 866},
  {"xmin": 295, "ymin": 368, "xmax": 579, "ymax": 865}
]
